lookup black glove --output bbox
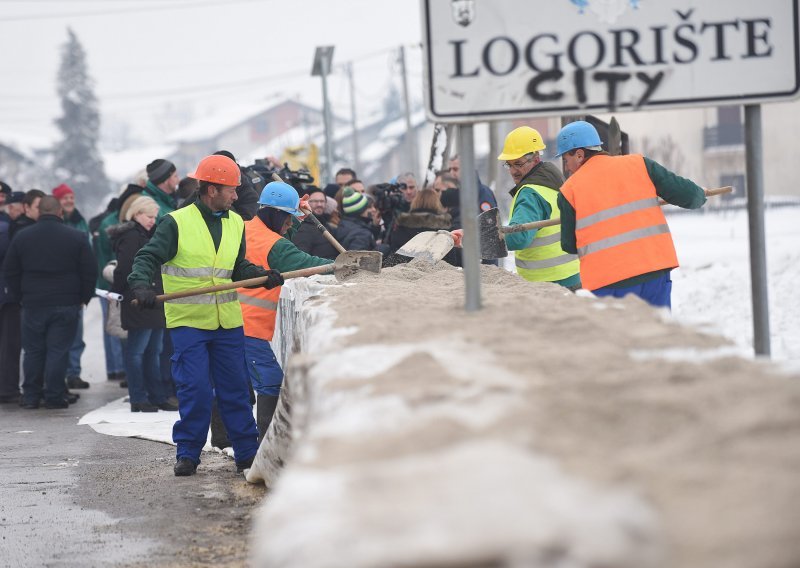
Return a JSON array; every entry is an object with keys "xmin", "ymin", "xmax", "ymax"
[
  {"xmin": 132, "ymin": 287, "xmax": 157, "ymax": 309},
  {"xmin": 262, "ymin": 269, "xmax": 284, "ymax": 290}
]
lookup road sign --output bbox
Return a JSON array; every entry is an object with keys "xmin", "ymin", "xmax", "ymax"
[{"xmin": 422, "ymin": 0, "xmax": 800, "ymax": 122}]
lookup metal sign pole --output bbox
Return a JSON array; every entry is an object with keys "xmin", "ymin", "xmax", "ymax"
[
  {"xmin": 458, "ymin": 123, "xmax": 481, "ymax": 311},
  {"xmin": 312, "ymin": 46, "xmax": 335, "ymax": 185},
  {"xmin": 744, "ymin": 104, "xmax": 771, "ymax": 357}
]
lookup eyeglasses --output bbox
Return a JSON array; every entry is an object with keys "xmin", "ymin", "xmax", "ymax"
[
  {"xmin": 502, "ymin": 156, "xmax": 534, "ymax": 170},
  {"xmin": 307, "ymin": 199, "xmax": 326, "ymax": 205}
]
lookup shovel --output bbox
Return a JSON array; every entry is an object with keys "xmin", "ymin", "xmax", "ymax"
[
  {"xmin": 390, "ymin": 230, "xmax": 456, "ymax": 265},
  {"xmin": 271, "ymin": 172, "xmax": 383, "ymax": 274},
  {"xmin": 479, "ymin": 185, "xmax": 733, "ymax": 259},
  {"xmin": 133, "ymin": 251, "xmax": 378, "ymax": 305}
]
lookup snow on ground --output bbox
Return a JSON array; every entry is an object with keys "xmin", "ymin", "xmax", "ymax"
[{"xmin": 669, "ymin": 206, "xmax": 800, "ymax": 365}]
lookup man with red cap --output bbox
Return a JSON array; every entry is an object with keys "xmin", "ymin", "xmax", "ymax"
[{"xmin": 52, "ymin": 183, "xmax": 92, "ymax": 390}]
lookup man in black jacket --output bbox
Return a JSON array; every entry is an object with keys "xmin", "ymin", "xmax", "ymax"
[
  {"xmin": 2, "ymin": 196, "xmax": 97, "ymax": 409},
  {"xmin": 290, "ymin": 187, "xmax": 338, "ymax": 260}
]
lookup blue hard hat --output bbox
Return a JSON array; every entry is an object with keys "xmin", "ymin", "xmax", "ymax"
[
  {"xmin": 553, "ymin": 121, "xmax": 603, "ymax": 158},
  {"xmin": 258, "ymin": 181, "xmax": 302, "ymax": 217}
]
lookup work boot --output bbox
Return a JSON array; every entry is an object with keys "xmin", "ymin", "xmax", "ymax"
[
  {"xmin": 209, "ymin": 401, "xmax": 231, "ymax": 449},
  {"xmin": 235, "ymin": 455, "xmax": 255, "ymax": 473},
  {"xmin": 256, "ymin": 395, "xmax": 280, "ymax": 444},
  {"xmin": 174, "ymin": 458, "xmax": 197, "ymax": 477},
  {"xmin": 157, "ymin": 400, "xmax": 179, "ymax": 411},
  {"xmin": 66, "ymin": 376, "xmax": 90, "ymax": 389},
  {"xmin": 131, "ymin": 402, "xmax": 158, "ymax": 412}
]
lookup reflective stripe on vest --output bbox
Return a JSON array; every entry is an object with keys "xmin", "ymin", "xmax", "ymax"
[
  {"xmin": 560, "ymin": 154, "xmax": 678, "ymax": 291},
  {"xmin": 509, "ymin": 184, "xmax": 580, "ymax": 282},
  {"xmin": 238, "ymin": 218, "xmax": 281, "ymax": 342},
  {"xmin": 161, "ymin": 204, "xmax": 245, "ymax": 330}
]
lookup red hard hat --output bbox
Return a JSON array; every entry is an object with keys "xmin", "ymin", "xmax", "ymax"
[{"xmin": 188, "ymin": 155, "xmax": 241, "ymax": 186}]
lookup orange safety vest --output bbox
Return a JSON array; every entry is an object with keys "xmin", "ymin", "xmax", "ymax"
[
  {"xmin": 237, "ymin": 218, "xmax": 282, "ymax": 341},
  {"xmin": 560, "ymin": 154, "xmax": 678, "ymax": 291}
]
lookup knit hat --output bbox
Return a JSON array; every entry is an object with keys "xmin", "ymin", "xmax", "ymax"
[
  {"xmin": 52, "ymin": 183, "xmax": 74, "ymax": 199},
  {"xmin": 342, "ymin": 187, "xmax": 369, "ymax": 215},
  {"xmin": 7, "ymin": 191, "xmax": 25, "ymax": 204},
  {"xmin": 146, "ymin": 159, "xmax": 177, "ymax": 185},
  {"xmin": 124, "ymin": 195, "xmax": 159, "ymax": 222},
  {"xmin": 0, "ymin": 181, "xmax": 11, "ymax": 195}
]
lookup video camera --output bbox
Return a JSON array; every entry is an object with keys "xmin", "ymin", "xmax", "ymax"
[
  {"xmin": 371, "ymin": 182, "xmax": 406, "ymax": 215},
  {"xmin": 243, "ymin": 159, "xmax": 315, "ymax": 194}
]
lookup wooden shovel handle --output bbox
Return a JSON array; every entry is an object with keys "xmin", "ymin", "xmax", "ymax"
[
  {"xmin": 500, "ymin": 186, "xmax": 732, "ymax": 234},
  {"xmin": 132, "ymin": 264, "xmax": 334, "ymax": 305},
  {"xmin": 305, "ymin": 210, "xmax": 347, "ymax": 254},
  {"xmin": 270, "ymin": 172, "xmax": 347, "ymax": 255}
]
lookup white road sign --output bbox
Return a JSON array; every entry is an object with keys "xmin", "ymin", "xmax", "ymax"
[{"xmin": 422, "ymin": 0, "xmax": 800, "ymax": 121}]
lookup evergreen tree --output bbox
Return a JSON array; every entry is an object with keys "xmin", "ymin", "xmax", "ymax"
[{"xmin": 52, "ymin": 27, "xmax": 109, "ymax": 208}]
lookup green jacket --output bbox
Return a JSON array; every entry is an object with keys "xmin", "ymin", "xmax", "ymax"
[
  {"xmin": 557, "ymin": 155, "xmax": 706, "ymax": 288},
  {"xmin": 128, "ymin": 199, "xmax": 267, "ymax": 291},
  {"xmin": 95, "ymin": 210, "xmax": 120, "ymax": 290},
  {"xmin": 144, "ymin": 181, "xmax": 177, "ymax": 219},
  {"xmin": 64, "ymin": 209, "xmax": 90, "ymax": 235}
]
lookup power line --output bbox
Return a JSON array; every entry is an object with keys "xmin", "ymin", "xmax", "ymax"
[
  {"xmin": 0, "ymin": 50, "xmax": 399, "ymax": 103},
  {"xmin": 0, "ymin": 0, "xmax": 266, "ymax": 22}
]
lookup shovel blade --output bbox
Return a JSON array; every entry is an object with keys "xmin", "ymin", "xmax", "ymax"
[
  {"xmin": 332, "ymin": 250, "xmax": 383, "ymax": 281},
  {"xmin": 478, "ymin": 207, "xmax": 508, "ymax": 259},
  {"xmin": 395, "ymin": 230, "xmax": 455, "ymax": 265}
]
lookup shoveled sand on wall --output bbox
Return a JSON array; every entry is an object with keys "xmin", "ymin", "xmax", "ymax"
[{"xmin": 250, "ymin": 259, "xmax": 800, "ymax": 568}]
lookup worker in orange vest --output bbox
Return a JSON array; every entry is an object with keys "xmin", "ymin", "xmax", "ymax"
[
  {"xmin": 555, "ymin": 121, "xmax": 706, "ymax": 308},
  {"xmin": 238, "ymin": 181, "xmax": 332, "ymax": 441}
]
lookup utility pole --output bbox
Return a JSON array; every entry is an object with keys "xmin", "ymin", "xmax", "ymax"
[
  {"xmin": 312, "ymin": 46, "xmax": 335, "ymax": 184},
  {"xmin": 346, "ymin": 61, "xmax": 361, "ymax": 177},
  {"xmin": 398, "ymin": 45, "xmax": 419, "ymax": 176}
]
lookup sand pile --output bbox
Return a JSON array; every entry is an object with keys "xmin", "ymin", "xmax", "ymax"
[{"xmin": 249, "ymin": 260, "xmax": 800, "ymax": 568}]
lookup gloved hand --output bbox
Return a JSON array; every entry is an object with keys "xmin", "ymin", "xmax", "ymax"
[
  {"xmin": 450, "ymin": 229, "xmax": 464, "ymax": 248},
  {"xmin": 132, "ymin": 287, "xmax": 157, "ymax": 309},
  {"xmin": 262, "ymin": 269, "xmax": 284, "ymax": 290},
  {"xmin": 297, "ymin": 194, "xmax": 311, "ymax": 220}
]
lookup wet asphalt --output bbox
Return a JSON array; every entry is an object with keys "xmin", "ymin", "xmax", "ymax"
[{"xmin": 0, "ymin": 380, "xmax": 265, "ymax": 568}]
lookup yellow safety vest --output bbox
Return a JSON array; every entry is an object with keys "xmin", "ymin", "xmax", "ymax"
[
  {"xmin": 161, "ymin": 204, "xmax": 244, "ymax": 330},
  {"xmin": 509, "ymin": 184, "xmax": 580, "ymax": 283}
]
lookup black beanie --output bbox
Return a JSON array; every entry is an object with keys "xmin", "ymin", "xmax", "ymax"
[
  {"xmin": 213, "ymin": 150, "xmax": 236, "ymax": 162},
  {"xmin": 146, "ymin": 159, "xmax": 177, "ymax": 185},
  {"xmin": 0, "ymin": 181, "xmax": 11, "ymax": 195}
]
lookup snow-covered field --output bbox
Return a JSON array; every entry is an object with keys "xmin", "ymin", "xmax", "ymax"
[{"xmin": 670, "ymin": 206, "xmax": 799, "ymax": 365}]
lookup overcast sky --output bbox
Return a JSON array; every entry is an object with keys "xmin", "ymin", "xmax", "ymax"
[{"xmin": 0, "ymin": 0, "xmax": 425, "ymax": 146}]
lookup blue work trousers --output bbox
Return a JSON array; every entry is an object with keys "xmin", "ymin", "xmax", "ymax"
[
  {"xmin": 245, "ymin": 336, "xmax": 284, "ymax": 396},
  {"xmin": 169, "ymin": 326, "xmax": 258, "ymax": 465},
  {"xmin": 593, "ymin": 272, "xmax": 672, "ymax": 309}
]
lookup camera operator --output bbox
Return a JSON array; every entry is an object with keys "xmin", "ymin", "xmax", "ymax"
[{"xmin": 369, "ymin": 181, "xmax": 408, "ymax": 246}]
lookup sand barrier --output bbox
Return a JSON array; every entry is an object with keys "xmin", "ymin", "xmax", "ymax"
[{"xmin": 247, "ymin": 260, "xmax": 800, "ymax": 568}]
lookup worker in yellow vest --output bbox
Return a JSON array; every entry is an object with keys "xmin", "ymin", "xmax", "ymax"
[
  {"xmin": 238, "ymin": 181, "xmax": 332, "ymax": 441},
  {"xmin": 497, "ymin": 126, "xmax": 581, "ymax": 289},
  {"xmin": 128, "ymin": 154, "xmax": 283, "ymax": 477}
]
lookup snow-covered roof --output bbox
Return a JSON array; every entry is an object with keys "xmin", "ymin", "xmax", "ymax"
[
  {"xmin": 102, "ymin": 144, "xmax": 178, "ymax": 183},
  {"xmin": 166, "ymin": 98, "xmax": 323, "ymax": 144}
]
